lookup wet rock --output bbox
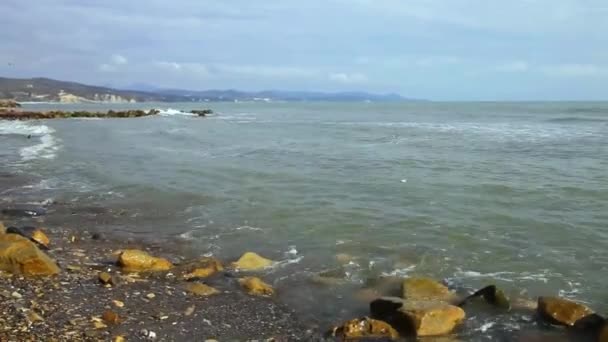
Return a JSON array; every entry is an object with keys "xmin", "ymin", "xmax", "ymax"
[
  {"xmin": 231, "ymin": 252, "xmax": 273, "ymax": 270},
  {"xmin": 239, "ymin": 276, "xmax": 275, "ymax": 296},
  {"xmin": 190, "ymin": 109, "xmax": 213, "ymax": 116},
  {"xmin": 1, "ymin": 206, "xmax": 46, "ymax": 217},
  {"xmin": 402, "ymin": 277, "xmax": 455, "ymax": 302},
  {"xmin": 102, "ymin": 310, "xmax": 120, "ymax": 325},
  {"xmin": 335, "ymin": 253, "xmax": 356, "ymax": 264},
  {"xmin": 371, "ymin": 297, "xmax": 465, "ymax": 337},
  {"xmin": 98, "ymin": 271, "xmax": 115, "ymax": 286},
  {"xmin": 177, "ymin": 257, "xmax": 224, "ymax": 280},
  {"xmin": 5, "ymin": 226, "xmax": 50, "ymax": 249},
  {"xmin": 0, "ymin": 233, "xmax": 60, "ymax": 276},
  {"xmin": 328, "ymin": 317, "xmax": 399, "ymax": 340},
  {"xmin": 311, "ymin": 267, "xmax": 348, "ymax": 286},
  {"xmin": 117, "ymin": 249, "xmax": 173, "ymax": 272},
  {"xmin": 186, "ymin": 283, "xmax": 220, "ymax": 297},
  {"xmin": 458, "ymin": 285, "xmax": 511, "ymax": 310},
  {"xmin": 537, "ymin": 297, "xmax": 594, "ymax": 327},
  {"xmin": 599, "ymin": 323, "xmax": 608, "ymax": 342}
]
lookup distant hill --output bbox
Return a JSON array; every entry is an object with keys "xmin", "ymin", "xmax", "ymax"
[{"xmin": 0, "ymin": 77, "xmax": 413, "ymax": 103}]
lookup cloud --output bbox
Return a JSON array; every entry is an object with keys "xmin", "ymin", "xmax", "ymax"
[
  {"xmin": 328, "ymin": 72, "xmax": 368, "ymax": 84},
  {"xmin": 495, "ymin": 61, "xmax": 529, "ymax": 72},
  {"xmin": 540, "ymin": 64, "xmax": 608, "ymax": 77},
  {"xmin": 111, "ymin": 54, "xmax": 128, "ymax": 65}
]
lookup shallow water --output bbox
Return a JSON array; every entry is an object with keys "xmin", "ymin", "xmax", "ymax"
[{"xmin": 1, "ymin": 101, "xmax": 608, "ymax": 339}]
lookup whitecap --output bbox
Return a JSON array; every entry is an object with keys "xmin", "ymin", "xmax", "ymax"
[
  {"xmin": 158, "ymin": 108, "xmax": 196, "ymax": 117},
  {"xmin": 19, "ymin": 133, "xmax": 60, "ymax": 161}
]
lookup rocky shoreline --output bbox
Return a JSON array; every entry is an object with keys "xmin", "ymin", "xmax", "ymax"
[
  {"xmin": 2, "ymin": 204, "xmax": 608, "ymax": 341},
  {"xmin": 0, "ymin": 100, "xmax": 214, "ymax": 120}
]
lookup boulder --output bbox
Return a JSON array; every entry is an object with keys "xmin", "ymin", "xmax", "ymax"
[
  {"xmin": 117, "ymin": 249, "xmax": 172, "ymax": 272},
  {"xmin": 186, "ymin": 283, "xmax": 220, "ymax": 297},
  {"xmin": 328, "ymin": 317, "xmax": 399, "ymax": 340},
  {"xmin": 239, "ymin": 276, "xmax": 275, "ymax": 296},
  {"xmin": 231, "ymin": 252, "xmax": 273, "ymax": 270},
  {"xmin": 177, "ymin": 257, "xmax": 224, "ymax": 280},
  {"xmin": 311, "ymin": 267, "xmax": 348, "ymax": 286},
  {"xmin": 537, "ymin": 297, "xmax": 594, "ymax": 327},
  {"xmin": 0, "ymin": 100, "xmax": 20, "ymax": 108},
  {"xmin": 402, "ymin": 277, "xmax": 455, "ymax": 302},
  {"xmin": 600, "ymin": 323, "xmax": 608, "ymax": 342},
  {"xmin": 6, "ymin": 226, "xmax": 50, "ymax": 249},
  {"xmin": 371, "ymin": 297, "xmax": 465, "ymax": 337},
  {"xmin": 0, "ymin": 234, "xmax": 60, "ymax": 276},
  {"xmin": 458, "ymin": 285, "xmax": 510, "ymax": 310}
]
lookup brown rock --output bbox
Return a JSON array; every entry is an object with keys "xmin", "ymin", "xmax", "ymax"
[
  {"xmin": 117, "ymin": 249, "xmax": 172, "ymax": 272},
  {"xmin": 537, "ymin": 297, "xmax": 594, "ymax": 326},
  {"xmin": 102, "ymin": 310, "xmax": 120, "ymax": 325},
  {"xmin": 328, "ymin": 317, "xmax": 399, "ymax": 340},
  {"xmin": 371, "ymin": 297, "xmax": 465, "ymax": 337},
  {"xmin": 186, "ymin": 283, "xmax": 220, "ymax": 297},
  {"xmin": 599, "ymin": 323, "xmax": 608, "ymax": 342},
  {"xmin": 239, "ymin": 276, "xmax": 275, "ymax": 296},
  {"xmin": 231, "ymin": 252, "xmax": 273, "ymax": 270},
  {"xmin": 400, "ymin": 301, "xmax": 465, "ymax": 336},
  {"xmin": 402, "ymin": 277, "xmax": 455, "ymax": 301},
  {"xmin": 0, "ymin": 234, "xmax": 60, "ymax": 276},
  {"xmin": 98, "ymin": 272, "xmax": 115, "ymax": 285},
  {"xmin": 31, "ymin": 229, "xmax": 50, "ymax": 248},
  {"xmin": 178, "ymin": 257, "xmax": 224, "ymax": 280}
]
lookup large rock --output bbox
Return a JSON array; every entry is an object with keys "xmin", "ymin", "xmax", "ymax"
[
  {"xmin": 537, "ymin": 297, "xmax": 594, "ymax": 327},
  {"xmin": 0, "ymin": 100, "xmax": 20, "ymax": 108},
  {"xmin": 117, "ymin": 249, "xmax": 172, "ymax": 272},
  {"xmin": 177, "ymin": 257, "xmax": 223, "ymax": 280},
  {"xmin": 599, "ymin": 323, "xmax": 608, "ymax": 342},
  {"xmin": 6, "ymin": 226, "xmax": 50, "ymax": 249},
  {"xmin": 186, "ymin": 283, "xmax": 220, "ymax": 297},
  {"xmin": 328, "ymin": 317, "xmax": 399, "ymax": 340},
  {"xmin": 231, "ymin": 252, "xmax": 273, "ymax": 270},
  {"xmin": 239, "ymin": 276, "xmax": 275, "ymax": 296},
  {"xmin": 371, "ymin": 297, "xmax": 465, "ymax": 337},
  {"xmin": 402, "ymin": 277, "xmax": 455, "ymax": 302},
  {"xmin": 458, "ymin": 285, "xmax": 510, "ymax": 310},
  {"xmin": 0, "ymin": 234, "xmax": 59, "ymax": 276}
]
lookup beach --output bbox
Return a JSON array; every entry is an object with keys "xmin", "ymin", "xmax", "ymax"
[{"xmin": 1, "ymin": 101, "xmax": 608, "ymax": 340}]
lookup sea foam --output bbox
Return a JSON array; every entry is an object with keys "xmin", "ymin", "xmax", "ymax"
[{"xmin": 0, "ymin": 121, "xmax": 60, "ymax": 162}]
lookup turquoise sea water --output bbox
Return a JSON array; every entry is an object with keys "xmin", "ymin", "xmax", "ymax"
[{"xmin": 1, "ymin": 101, "xmax": 607, "ymax": 339}]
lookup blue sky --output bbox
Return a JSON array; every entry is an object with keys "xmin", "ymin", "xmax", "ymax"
[{"xmin": 1, "ymin": 0, "xmax": 607, "ymax": 100}]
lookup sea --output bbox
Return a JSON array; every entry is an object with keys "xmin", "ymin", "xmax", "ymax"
[{"xmin": 1, "ymin": 101, "xmax": 607, "ymax": 340}]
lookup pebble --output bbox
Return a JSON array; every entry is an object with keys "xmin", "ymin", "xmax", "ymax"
[
  {"xmin": 139, "ymin": 329, "xmax": 157, "ymax": 340},
  {"xmin": 146, "ymin": 293, "xmax": 156, "ymax": 299},
  {"xmin": 112, "ymin": 300, "xmax": 125, "ymax": 308},
  {"xmin": 11, "ymin": 291, "xmax": 22, "ymax": 299}
]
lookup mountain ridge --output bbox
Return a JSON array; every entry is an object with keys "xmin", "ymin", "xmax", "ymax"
[{"xmin": 0, "ymin": 77, "xmax": 416, "ymax": 103}]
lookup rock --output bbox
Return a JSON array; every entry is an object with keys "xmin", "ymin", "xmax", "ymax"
[
  {"xmin": 146, "ymin": 293, "xmax": 156, "ymax": 299},
  {"xmin": 537, "ymin": 297, "xmax": 594, "ymax": 327},
  {"xmin": 117, "ymin": 249, "xmax": 172, "ymax": 272},
  {"xmin": 114, "ymin": 336, "xmax": 126, "ymax": 342},
  {"xmin": 600, "ymin": 323, "xmax": 608, "ymax": 342},
  {"xmin": 336, "ymin": 253, "xmax": 356, "ymax": 264},
  {"xmin": 0, "ymin": 100, "xmax": 21, "ymax": 108},
  {"xmin": 231, "ymin": 252, "xmax": 273, "ymax": 270},
  {"xmin": 190, "ymin": 109, "xmax": 213, "ymax": 116},
  {"xmin": 239, "ymin": 276, "xmax": 274, "ymax": 296},
  {"xmin": 0, "ymin": 233, "xmax": 60, "ymax": 276},
  {"xmin": 6, "ymin": 226, "xmax": 50, "ymax": 249},
  {"xmin": 178, "ymin": 257, "xmax": 224, "ymax": 280},
  {"xmin": 98, "ymin": 272, "xmax": 115, "ymax": 285},
  {"xmin": 402, "ymin": 277, "xmax": 455, "ymax": 302},
  {"xmin": 11, "ymin": 291, "xmax": 22, "ymax": 299},
  {"xmin": 1, "ymin": 206, "xmax": 46, "ymax": 217},
  {"xmin": 458, "ymin": 285, "xmax": 510, "ymax": 309},
  {"xmin": 184, "ymin": 305, "xmax": 195, "ymax": 316},
  {"xmin": 25, "ymin": 310, "xmax": 44, "ymax": 323},
  {"xmin": 311, "ymin": 267, "xmax": 348, "ymax": 286},
  {"xmin": 112, "ymin": 300, "xmax": 124, "ymax": 308},
  {"xmin": 371, "ymin": 297, "xmax": 465, "ymax": 337},
  {"xmin": 328, "ymin": 317, "xmax": 399, "ymax": 340},
  {"xmin": 102, "ymin": 310, "xmax": 120, "ymax": 325},
  {"xmin": 186, "ymin": 283, "xmax": 220, "ymax": 297}
]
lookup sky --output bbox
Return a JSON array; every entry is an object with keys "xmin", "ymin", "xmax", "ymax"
[{"xmin": 1, "ymin": 0, "xmax": 607, "ymax": 100}]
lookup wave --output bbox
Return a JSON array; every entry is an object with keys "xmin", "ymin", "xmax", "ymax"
[
  {"xmin": 546, "ymin": 117, "xmax": 608, "ymax": 124},
  {"xmin": 158, "ymin": 108, "xmax": 196, "ymax": 117},
  {"xmin": 0, "ymin": 121, "xmax": 60, "ymax": 162}
]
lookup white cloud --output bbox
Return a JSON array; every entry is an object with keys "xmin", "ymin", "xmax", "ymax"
[
  {"xmin": 540, "ymin": 64, "xmax": 608, "ymax": 77},
  {"xmin": 328, "ymin": 72, "xmax": 368, "ymax": 84},
  {"xmin": 495, "ymin": 61, "xmax": 529, "ymax": 72},
  {"xmin": 111, "ymin": 54, "xmax": 128, "ymax": 65},
  {"xmin": 98, "ymin": 63, "xmax": 115, "ymax": 72}
]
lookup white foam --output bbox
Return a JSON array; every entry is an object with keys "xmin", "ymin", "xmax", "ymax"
[
  {"xmin": 0, "ymin": 121, "xmax": 54, "ymax": 136},
  {"xmin": 20, "ymin": 134, "xmax": 59, "ymax": 161},
  {"xmin": 158, "ymin": 108, "xmax": 196, "ymax": 117}
]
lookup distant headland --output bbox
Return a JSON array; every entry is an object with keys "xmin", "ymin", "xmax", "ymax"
[{"xmin": 0, "ymin": 77, "xmax": 416, "ymax": 103}]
